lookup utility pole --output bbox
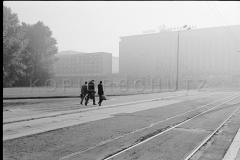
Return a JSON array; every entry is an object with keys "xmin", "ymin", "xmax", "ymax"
[{"xmin": 175, "ymin": 25, "xmax": 191, "ymax": 91}]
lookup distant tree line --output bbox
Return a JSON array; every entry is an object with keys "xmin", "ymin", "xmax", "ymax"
[{"xmin": 3, "ymin": 5, "xmax": 58, "ymax": 87}]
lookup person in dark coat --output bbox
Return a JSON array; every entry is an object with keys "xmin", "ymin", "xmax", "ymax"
[
  {"xmin": 97, "ymin": 81, "xmax": 104, "ymax": 106},
  {"xmin": 85, "ymin": 80, "xmax": 96, "ymax": 106},
  {"xmin": 80, "ymin": 81, "xmax": 88, "ymax": 105}
]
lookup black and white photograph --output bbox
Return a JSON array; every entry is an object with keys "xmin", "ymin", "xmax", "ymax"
[{"xmin": 3, "ymin": 1, "xmax": 240, "ymax": 160}]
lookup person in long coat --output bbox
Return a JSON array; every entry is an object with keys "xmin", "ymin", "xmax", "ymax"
[{"xmin": 98, "ymin": 81, "xmax": 104, "ymax": 106}]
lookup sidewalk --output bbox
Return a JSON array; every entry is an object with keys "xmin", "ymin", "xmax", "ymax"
[
  {"xmin": 3, "ymin": 88, "xmax": 178, "ymax": 99},
  {"xmin": 4, "ymin": 90, "xmax": 205, "ymax": 124}
]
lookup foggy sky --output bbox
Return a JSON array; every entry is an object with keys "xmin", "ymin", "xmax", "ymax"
[{"xmin": 4, "ymin": 1, "xmax": 240, "ymax": 57}]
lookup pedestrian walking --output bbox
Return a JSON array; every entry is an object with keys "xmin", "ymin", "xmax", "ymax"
[
  {"xmin": 85, "ymin": 80, "xmax": 96, "ymax": 106},
  {"xmin": 97, "ymin": 81, "xmax": 104, "ymax": 106},
  {"xmin": 80, "ymin": 81, "xmax": 88, "ymax": 105}
]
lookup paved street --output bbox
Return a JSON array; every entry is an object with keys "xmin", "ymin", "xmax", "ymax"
[{"xmin": 3, "ymin": 90, "xmax": 240, "ymax": 160}]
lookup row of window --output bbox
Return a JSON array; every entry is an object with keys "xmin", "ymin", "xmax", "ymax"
[
  {"xmin": 60, "ymin": 55, "xmax": 102, "ymax": 61},
  {"xmin": 134, "ymin": 62, "xmax": 238, "ymax": 72},
  {"xmin": 181, "ymin": 64, "xmax": 238, "ymax": 69},
  {"xmin": 155, "ymin": 61, "xmax": 238, "ymax": 69},
  {"xmin": 57, "ymin": 65, "xmax": 102, "ymax": 69},
  {"xmin": 56, "ymin": 60, "xmax": 102, "ymax": 65},
  {"xmin": 55, "ymin": 69, "xmax": 102, "ymax": 73},
  {"xmin": 153, "ymin": 65, "xmax": 237, "ymax": 73}
]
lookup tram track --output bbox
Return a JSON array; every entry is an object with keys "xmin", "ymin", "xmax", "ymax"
[
  {"xmin": 59, "ymin": 92, "xmax": 240, "ymax": 160},
  {"xmin": 101, "ymin": 94, "xmax": 240, "ymax": 160},
  {"xmin": 183, "ymin": 103, "xmax": 240, "ymax": 160}
]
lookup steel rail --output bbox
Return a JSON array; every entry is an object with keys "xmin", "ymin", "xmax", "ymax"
[
  {"xmin": 101, "ymin": 94, "xmax": 240, "ymax": 160},
  {"xmin": 59, "ymin": 92, "xmax": 239, "ymax": 160},
  {"xmin": 183, "ymin": 103, "xmax": 240, "ymax": 160}
]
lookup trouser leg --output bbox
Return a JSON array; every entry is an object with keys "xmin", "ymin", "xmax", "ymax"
[
  {"xmin": 85, "ymin": 95, "xmax": 89, "ymax": 104},
  {"xmin": 98, "ymin": 94, "xmax": 101, "ymax": 103},
  {"xmin": 80, "ymin": 98, "xmax": 84, "ymax": 104},
  {"xmin": 99, "ymin": 94, "xmax": 103, "ymax": 104},
  {"xmin": 81, "ymin": 94, "xmax": 86, "ymax": 104},
  {"xmin": 93, "ymin": 96, "xmax": 95, "ymax": 104}
]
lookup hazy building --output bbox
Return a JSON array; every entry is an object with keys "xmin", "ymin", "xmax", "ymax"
[
  {"xmin": 112, "ymin": 56, "xmax": 119, "ymax": 73},
  {"xmin": 54, "ymin": 51, "xmax": 112, "ymax": 85},
  {"xmin": 119, "ymin": 25, "xmax": 240, "ymax": 85}
]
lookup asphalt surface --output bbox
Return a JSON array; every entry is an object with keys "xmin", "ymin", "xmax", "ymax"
[{"xmin": 3, "ymin": 90, "xmax": 240, "ymax": 160}]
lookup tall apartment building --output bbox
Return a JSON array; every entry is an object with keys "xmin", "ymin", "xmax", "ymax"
[
  {"xmin": 54, "ymin": 51, "xmax": 112, "ymax": 85},
  {"xmin": 119, "ymin": 25, "xmax": 240, "ymax": 85}
]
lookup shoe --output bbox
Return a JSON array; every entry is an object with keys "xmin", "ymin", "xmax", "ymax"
[
  {"xmin": 99, "ymin": 103, "xmax": 101, "ymax": 106},
  {"xmin": 85, "ymin": 103, "xmax": 87, "ymax": 106},
  {"xmin": 93, "ymin": 104, "xmax": 97, "ymax": 105}
]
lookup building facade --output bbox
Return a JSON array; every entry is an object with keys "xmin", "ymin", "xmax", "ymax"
[
  {"xmin": 112, "ymin": 56, "xmax": 119, "ymax": 74},
  {"xmin": 54, "ymin": 51, "xmax": 112, "ymax": 85},
  {"xmin": 119, "ymin": 25, "xmax": 240, "ymax": 86}
]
